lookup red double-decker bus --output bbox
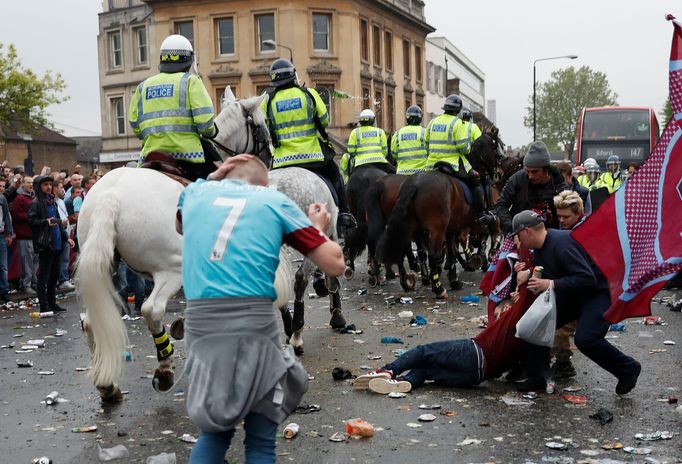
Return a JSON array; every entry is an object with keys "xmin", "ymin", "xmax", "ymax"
[{"xmin": 575, "ymin": 107, "xmax": 660, "ymax": 168}]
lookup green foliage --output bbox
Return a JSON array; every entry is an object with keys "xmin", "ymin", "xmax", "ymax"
[
  {"xmin": 0, "ymin": 43, "xmax": 68, "ymax": 136},
  {"xmin": 660, "ymin": 97, "xmax": 672, "ymax": 126},
  {"xmin": 524, "ymin": 65, "xmax": 617, "ymax": 157}
]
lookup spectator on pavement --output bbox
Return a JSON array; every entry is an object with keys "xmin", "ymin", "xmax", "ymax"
[
  {"xmin": 52, "ymin": 179, "xmax": 75, "ymax": 290},
  {"xmin": 10, "ymin": 176, "xmax": 37, "ymax": 295},
  {"xmin": 0, "ymin": 180, "xmax": 14, "ymax": 303}
]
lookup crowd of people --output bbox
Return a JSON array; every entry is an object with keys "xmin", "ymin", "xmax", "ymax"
[{"xmin": 0, "ymin": 162, "xmax": 99, "ymax": 312}]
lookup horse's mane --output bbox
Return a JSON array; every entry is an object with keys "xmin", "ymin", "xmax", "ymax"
[{"xmin": 212, "ymin": 87, "xmax": 269, "ymax": 157}]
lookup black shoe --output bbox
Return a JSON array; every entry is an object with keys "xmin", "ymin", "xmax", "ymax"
[
  {"xmin": 50, "ymin": 305, "xmax": 68, "ymax": 313},
  {"xmin": 516, "ymin": 377, "xmax": 547, "ymax": 392},
  {"xmin": 671, "ymin": 299, "xmax": 682, "ymax": 312},
  {"xmin": 478, "ymin": 212, "xmax": 496, "ymax": 226},
  {"xmin": 338, "ymin": 212, "xmax": 357, "ymax": 229},
  {"xmin": 505, "ymin": 366, "xmax": 527, "ymax": 383},
  {"xmin": 615, "ymin": 362, "xmax": 641, "ymax": 395},
  {"xmin": 552, "ymin": 361, "xmax": 577, "ymax": 380},
  {"xmin": 0, "ymin": 293, "xmax": 8, "ymax": 303}
]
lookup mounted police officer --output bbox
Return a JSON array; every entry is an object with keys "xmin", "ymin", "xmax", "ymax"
[
  {"xmin": 129, "ymin": 34, "xmax": 219, "ymax": 181},
  {"xmin": 599, "ymin": 155, "xmax": 623, "ymax": 193},
  {"xmin": 262, "ymin": 58, "xmax": 355, "ymax": 228},
  {"xmin": 425, "ymin": 95, "xmax": 491, "ymax": 224},
  {"xmin": 493, "ymin": 141, "xmax": 569, "ymax": 234},
  {"xmin": 341, "ymin": 109, "xmax": 393, "ymax": 178},
  {"xmin": 390, "ymin": 105, "xmax": 428, "ymax": 175}
]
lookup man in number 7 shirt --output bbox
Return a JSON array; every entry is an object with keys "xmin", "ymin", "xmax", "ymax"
[{"xmin": 176, "ymin": 154, "xmax": 344, "ymax": 464}]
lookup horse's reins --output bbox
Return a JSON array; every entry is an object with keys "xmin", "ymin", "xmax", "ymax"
[{"xmin": 207, "ymin": 108, "xmax": 270, "ymax": 159}]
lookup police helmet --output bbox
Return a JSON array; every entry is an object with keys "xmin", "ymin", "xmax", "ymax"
[
  {"xmin": 359, "ymin": 109, "xmax": 376, "ymax": 125},
  {"xmin": 405, "ymin": 105, "xmax": 423, "ymax": 125},
  {"xmin": 606, "ymin": 155, "xmax": 621, "ymax": 173},
  {"xmin": 460, "ymin": 108, "xmax": 473, "ymax": 121},
  {"xmin": 582, "ymin": 158, "xmax": 597, "ymax": 169},
  {"xmin": 442, "ymin": 94, "xmax": 463, "ymax": 114},
  {"xmin": 159, "ymin": 35, "xmax": 194, "ymax": 73},
  {"xmin": 269, "ymin": 58, "xmax": 297, "ymax": 87}
]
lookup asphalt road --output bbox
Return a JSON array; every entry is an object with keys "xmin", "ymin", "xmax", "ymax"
[{"xmin": 1, "ymin": 258, "xmax": 680, "ymax": 464}]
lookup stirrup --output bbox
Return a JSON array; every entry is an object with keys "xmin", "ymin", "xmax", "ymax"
[
  {"xmin": 339, "ymin": 212, "xmax": 357, "ymax": 228},
  {"xmin": 478, "ymin": 212, "xmax": 496, "ymax": 226}
]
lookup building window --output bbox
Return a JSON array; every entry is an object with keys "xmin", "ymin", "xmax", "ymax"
[
  {"xmin": 372, "ymin": 25, "xmax": 381, "ymax": 68},
  {"xmin": 256, "ymin": 14, "xmax": 275, "ymax": 54},
  {"xmin": 312, "ymin": 13, "xmax": 330, "ymax": 52},
  {"xmin": 386, "ymin": 92, "xmax": 394, "ymax": 133},
  {"xmin": 215, "ymin": 86, "xmax": 238, "ymax": 109},
  {"xmin": 414, "ymin": 45, "xmax": 422, "ymax": 83},
  {"xmin": 111, "ymin": 97, "xmax": 125, "ymax": 135},
  {"xmin": 316, "ymin": 85, "xmax": 333, "ymax": 124},
  {"xmin": 175, "ymin": 21, "xmax": 194, "ymax": 49},
  {"xmin": 216, "ymin": 17, "xmax": 235, "ymax": 56},
  {"xmin": 360, "ymin": 19, "xmax": 369, "ymax": 62},
  {"xmin": 427, "ymin": 62, "xmax": 434, "ymax": 92},
  {"xmin": 416, "ymin": 96, "xmax": 424, "ymax": 113},
  {"xmin": 255, "ymin": 83, "xmax": 271, "ymax": 95},
  {"xmin": 384, "ymin": 31, "xmax": 393, "ymax": 71},
  {"xmin": 402, "ymin": 39, "xmax": 410, "ymax": 78},
  {"xmin": 362, "ymin": 86, "xmax": 371, "ymax": 108},
  {"xmin": 109, "ymin": 31, "xmax": 122, "ymax": 69},
  {"xmin": 374, "ymin": 89, "xmax": 383, "ymax": 129},
  {"xmin": 405, "ymin": 98, "xmax": 412, "ymax": 112},
  {"xmin": 134, "ymin": 26, "xmax": 147, "ymax": 65}
]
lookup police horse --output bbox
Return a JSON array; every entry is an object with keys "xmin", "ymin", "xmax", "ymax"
[{"xmin": 77, "ymin": 89, "xmax": 332, "ymax": 401}]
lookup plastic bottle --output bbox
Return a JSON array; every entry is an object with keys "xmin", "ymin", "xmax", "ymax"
[
  {"xmin": 29, "ymin": 311, "xmax": 54, "ymax": 319},
  {"xmin": 345, "ymin": 418, "xmax": 375, "ymax": 437},
  {"xmin": 460, "ymin": 295, "xmax": 480, "ymax": 303}
]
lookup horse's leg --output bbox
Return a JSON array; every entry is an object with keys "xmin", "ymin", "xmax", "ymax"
[
  {"xmin": 279, "ymin": 304, "xmax": 294, "ymax": 343},
  {"xmin": 327, "ymin": 275, "xmax": 347, "ymax": 329},
  {"xmin": 406, "ymin": 243, "xmax": 420, "ymax": 273},
  {"xmin": 416, "ymin": 234, "xmax": 430, "ymax": 286},
  {"xmin": 397, "ymin": 258, "xmax": 416, "ymax": 291},
  {"xmin": 141, "ymin": 272, "xmax": 182, "ymax": 392},
  {"xmin": 427, "ymin": 231, "xmax": 448, "ymax": 298},
  {"xmin": 446, "ymin": 236, "xmax": 464, "ymax": 291},
  {"xmin": 289, "ymin": 263, "xmax": 309, "ymax": 355}
]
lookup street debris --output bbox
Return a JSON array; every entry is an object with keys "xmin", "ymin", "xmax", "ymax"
[
  {"xmin": 399, "ymin": 297, "xmax": 413, "ymax": 304},
  {"xmin": 16, "ymin": 359, "xmax": 33, "ymax": 367},
  {"xmin": 460, "ymin": 295, "xmax": 480, "ymax": 303},
  {"xmin": 545, "ymin": 441, "xmax": 569, "ymax": 450},
  {"xmin": 634, "ymin": 431, "xmax": 673, "ymax": 441},
  {"xmin": 388, "ymin": 392, "xmax": 407, "ymax": 398},
  {"xmin": 589, "ymin": 408, "xmax": 614, "ymax": 425},
  {"xmin": 98, "ymin": 444, "xmax": 129, "ymax": 461},
  {"xmin": 561, "ymin": 394, "xmax": 587, "ymax": 405},
  {"xmin": 406, "ymin": 422, "xmax": 422, "ymax": 428},
  {"xmin": 418, "ymin": 413, "xmax": 437, "ymax": 422},
  {"xmin": 609, "ymin": 323, "xmax": 626, "ymax": 332},
  {"xmin": 601, "ymin": 441, "xmax": 623, "ymax": 450},
  {"xmin": 37, "ymin": 371, "xmax": 55, "ymax": 375},
  {"xmin": 381, "ymin": 336, "xmax": 404, "ymax": 344},
  {"xmin": 440, "ymin": 410, "xmax": 458, "ymax": 416},
  {"xmin": 622, "ymin": 447, "xmax": 652, "ymax": 455},
  {"xmin": 397, "ymin": 311, "xmax": 413, "ymax": 318},
  {"xmin": 71, "ymin": 425, "xmax": 98, "ymax": 433},
  {"xmin": 145, "ymin": 452, "xmax": 177, "ymax": 464},
  {"xmin": 457, "ymin": 438, "xmax": 482, "ymax": 446},
  {"xmin": 283, "ymin": 423, "xmax": 299, "ymax": 439},
  {"xmin": 345, "ymin": 418, "xmax": 375, "ymax": 437},
  {"xmin": 329, "ymin": 432, "xmax": 348, "ymax": 442},
  {"xmin": 662, "ymin": 340, "xmax": 675, "ymax": 345},
  {"xmin": 44, "ymin": 391, "xmax": 59, "ymax": 406},
  {"xmin": 31, "ymin": 458, "xmax": 51, "ymax": 464},
  {"xmin": 418, "ymin": 404, "xmax": 441, "ymax": 410},
  {"xmin": 294, "ymin": 404, "xmax": 321, "ymax": 414},
  {"xmin": 367, "ymin": 355, "xmax": 382, "ymax": 360},
  {"xmin": 331, "ymin": 367, "xmax": 354, "ymax": 380},
  {"xmin": 500, "ymin": 395, "xmax": 533, "ymax": 406},
  {"xmin": 410, "ymin": 315, "xmax": 427, "ymax": 326},
  {"xmin": 178, "ymin": 433, "xmax": 198, "ymax": 443},
  {"xmin": 562, "ymin": 385, "xmax": 583, "ymax": 392}
]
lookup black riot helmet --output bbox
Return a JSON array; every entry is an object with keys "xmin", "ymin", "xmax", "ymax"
[
  {"xmin": 460, "ymin": 108, "xmax": 473, "ymax": 121},
  {"xmin": 442, "ymin": 94, "xmax": 463, "ymax": 114},
  {"xmin": 269, "ymin": 58, "xmax": 297, "ymax": 88},
  {"xmin": 405, "ymin": 105, "xmax": 423, "ymax": 125}
]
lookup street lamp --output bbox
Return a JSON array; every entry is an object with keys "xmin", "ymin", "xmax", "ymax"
[
  {"xmin": 262, "ymin": 39, "xmax": 293, "ymax": 63},
  {"xmin": 533, "ymin": 54, "xmax": 578, "ymax": 141}
]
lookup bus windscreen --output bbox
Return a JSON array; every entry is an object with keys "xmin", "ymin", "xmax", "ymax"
[{"xmin": 582, "ymin": 110, "xmax": 650, "ymax": 140}]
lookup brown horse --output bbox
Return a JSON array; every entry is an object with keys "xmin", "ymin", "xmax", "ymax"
[{"xmin": 376, "ymin": 132, "xmax": 502, "ymax": 296}]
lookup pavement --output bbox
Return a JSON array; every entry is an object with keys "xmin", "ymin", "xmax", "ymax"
[{"xmin": 1, "ymin": 259, "xmax": 681, "ymax": 464}]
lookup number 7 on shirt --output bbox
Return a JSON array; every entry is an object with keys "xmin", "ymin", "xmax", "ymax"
[{"xmin": 210, "ymin": 197, "xmax": 247, "ymax": 261}]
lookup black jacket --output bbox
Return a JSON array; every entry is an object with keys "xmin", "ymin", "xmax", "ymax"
[
  {"xmin": 494, "ymin": 166, "xmax": 569, "ymax": 234},
  {"xmin": 27, "ymin": 177, "xmax": 68, "ymax": 253}
]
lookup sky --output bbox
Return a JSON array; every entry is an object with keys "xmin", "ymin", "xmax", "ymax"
[{"xmin": 0, "ymin": 0, "xmax": 680, "ymax": 147}]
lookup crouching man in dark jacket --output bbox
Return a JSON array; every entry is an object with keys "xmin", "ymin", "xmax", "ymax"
[{"xmin": 28, "ymin": 176, "xmax": 73, "ymax": 313}]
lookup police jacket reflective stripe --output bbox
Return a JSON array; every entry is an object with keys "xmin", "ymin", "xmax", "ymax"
[
  {"xmin": 391, "ymin": 125, "xmax": 427, "ymax": 175},
  {"xmin": 347, "ymin": 125, "xmax": 389, "ymax": 168},
  {"xmin": 425, "ymin": 114, "xmax": 472, "ymax": 173},
  {"xmin": 454, "ymin": 121, "xmax": 482, "ymax": 155},
  {"xmin": 262, "ymin": 86, "xmax": 328, "ymax": 169},
  {"xmin": 598, "ymin": 171, "xmax": 622, "ymax": 194},
  {"xmin": 129, "ymin": 72, "xmax": 216, "ymax": 163}
]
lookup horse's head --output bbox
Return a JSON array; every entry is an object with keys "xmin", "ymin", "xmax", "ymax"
[
  {"xmin": 213, "ymin": 87, "xmax": 272, "ymax": 165},
  {"xmin": 470, "ymin": 126, "xmax": 504, "ymax": 179}
]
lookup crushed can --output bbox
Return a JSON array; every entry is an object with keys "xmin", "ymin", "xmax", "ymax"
[
  {"xmin": 533, "ymin": 266, "xmax": 544, "ymax": 278},
  {"xmin": 32, "ymin": 458, "xmax": 52, "ymax": 464},
  {"xmin": 399, "ymin": 297, "xmax": 413, "ymax": 304},
  {"xmin": 27, "ymin": 339, "xmax": 45, "ymax": 347},
  {"xmin": 283, "ymin": 423, "xmax": 299, "ymax": 439},
  {"xmin": 29, "ymin": 311, "xmax": 54, "ymax": 319},
  {"xmin": 16, "ymin": 359, "xmax": 33, "ymax": 367},
  {"xmin": 45, "ymin": 391, "xmax": 59, "ymax": 406}
]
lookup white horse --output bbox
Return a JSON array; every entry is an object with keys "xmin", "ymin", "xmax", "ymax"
[{"xmin": 76, "ymin": 88, "xmax": 288, "ymax": 401}]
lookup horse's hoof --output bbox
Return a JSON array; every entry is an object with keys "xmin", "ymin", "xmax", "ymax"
[
  {"xmin": 435, "ymin": 289, "xmax": 449, "ymax": 299},
  {"xmin": 405, "ymin": 272, "xmax": 416, "ymax": 290},
  {"xmin": 293, "ymin": 345, "xmax": 304, "ymax": 356},
  {"xmin": 329, "ymin": 309, "xmax": 346, "ymax": 329},
  {"xmin": 152, "ymin": 368, "xmax": 175, "ymax": 393},
  {"xmin": 386, "ymin": 270, "xmax": 397, "ymax": 280},
  {"xmin": 98, "ymin": 385, "xmax": 123, "ymax": 403},
  {"xmin": 450, "ymin": 280, "xmax": 464, "ymax": 291},
  {"xmin": 313, "ymin": 278, "xmax": 329, "ymax": 297},
  {"xmin": 368, "ymin": 275, "xmax": 378, "ymax": 288},
  {"xmin": 169, "ymin": 316, "xmax": 184, "ymax": 340},
  {"xmin": 344, "ymin": 266, "xmax": 354, "ymax": 279},
  {"xmin": 468, "ymin": 255, "xmax": 484, "ymax": 270}
]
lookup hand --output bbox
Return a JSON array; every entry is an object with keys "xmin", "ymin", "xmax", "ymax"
[
  {"xmin": 516, "ymin": 269, "xmax": 530, "ymax": 285},
  {"xmin": 207, "ymin": 154, "xmax": 255, "ymax": 180},
  {"xmin": 61, "ymin": 219, "xmax": 68, "ymax": 227},
  {"xmin": 513, "ymin": 261, "xmax": 527, "ymax": 273},
  {"xmin": 68, "ymin": 238, "xmax": 75, "ymax": 249},
  {"xmin": 510, "ymin": 291, "xmax": 520, "ymax": 304},
  {"xmin": 470, "ymin": 169, "xmax": 480, "ymax": 179},
  {"xmin": 528, "ymin": 277, "xmax": 552, "ymax": 293},
  {"xmin": 307, "ymin": 203, "xmax": 331, "ymax": 232},
  {"xmin": 13, "ymin": 175, "xmax": 21, "ymax": 186},
  {"xmin": 4, "ymin": 236, "xmax": 11, "ymax": 246}
]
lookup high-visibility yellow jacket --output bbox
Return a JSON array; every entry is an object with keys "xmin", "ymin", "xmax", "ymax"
[
  {"xmin": 425, "ymin": 114, "xmax": 472, "ymax": 173},
  {"xmin": 340, "ymin": 152, "xmax": 351, "ymax": 180},
  {"xmin": 262, "ymin": 86, "xmax": 329, "ymax": 169},
  {"xmin": 346, "ymin": 125, "xmax": 389, "ymax": 170},
  {"xmin": 129, "ymin": 72, "xmax": 216, "ymax": 163},
  {"xmin": 454, "ymin": 120, "xmax": 482, "ymax": 155},
  {"xmin": 390, "ymin": 124, "xmax": 428, "ymax": 175},
  {"xmin": 577, "ymin": 173, "xmax": 605, "ymax": 191},
  {"xmin": 598, "ymin": 171, "xmax": 622, "ymax": 194}
]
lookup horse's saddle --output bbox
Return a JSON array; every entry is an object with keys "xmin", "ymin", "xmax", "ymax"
[
  {"xmin": 139, "ymin": 152, "xmax": 191, "ymax": 186},
  {"xmin": 433, "ymin": 162, "xmax": 473, "ymax": 204}
]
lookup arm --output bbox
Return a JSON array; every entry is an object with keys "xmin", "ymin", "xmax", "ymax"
[
  {"xmin": 347, "ymin": 129, "xmax": 358, "ymax": 158},
  {"xmin": 310, "ymin": 88, "xmax": 329, "ymax": 128},
  {"xmin": 129, "ymin": 83, "xmax": 143, "ymax": 139},
  {"xmin": 380, "ymin": 130, "xmax": 388, "ymax": 158},
  {"xmin": 27, "ymin": 201, "xmax": 45, "ymax": 229},
  {"xmin": 2, "ymin": 198, "xmax": 13, "ymax": 237},
  {"xmin": 390, "ymin": 129, "xmax": 399, "ymax": 161},
  {"xmin": 303, "ymin": 203, "xmax": 344, "ymax": 276},
  {"xmin": 188, "ymin": 75, "xmax": 217, "ymax": 138}
]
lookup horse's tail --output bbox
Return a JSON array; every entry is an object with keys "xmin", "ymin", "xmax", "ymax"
[
  {"xmin": 377, "ymin": 182, "xmax": 418, "ymax": 265},
  {"xmin": 365, "ymin": 180, "xmax": 386, "ymax": 246},
  {"xmin": 76, "ymin": 194, "xmax": 128, "ymax": 388}
]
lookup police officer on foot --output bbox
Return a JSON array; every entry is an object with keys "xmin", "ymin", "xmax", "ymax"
[
  {"xmin": 599, "ymin": 155, "xmax": 623, "ymax": 193},
  {"xmin": 263, "ymin": 58, "xmax": 356, "ymax": 228},
  {"xmin": 129, "ymin": 34, "xmax": 219, "ymax": 181},
  {"xmin": 390, "ymin": 105, "xmax": 428, "ymax": 175},
  {"xmin": 342, "ymin": 109, "xmax": 394, "ymax": 177},
  {"xmin": 426, "ymin": 95, "xmax": 491, "ymax": 224}
]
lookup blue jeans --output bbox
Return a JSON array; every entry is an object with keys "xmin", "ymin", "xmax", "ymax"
[
  {"xmin": 115, "ymin": 262, "xmax": 146, "ymax": 312},
  {"xmin": 384, "ymin": 339, "xmax": 484, "ymax": 388},
  {"xmin": 189, "ymin": 412, "xmax": 278, "ymax": 464},
  {"xmin": 0, "ymin": 238, "xmax": 8, "ymax": 294}
]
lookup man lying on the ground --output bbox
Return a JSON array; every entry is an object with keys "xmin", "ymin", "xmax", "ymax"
[{"xmin": 353, "ymin": 279, "xmax": 536, "ymax": 394}]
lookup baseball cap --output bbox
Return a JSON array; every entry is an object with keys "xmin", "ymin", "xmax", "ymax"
[{"xmin": 512, "ymin": 210, "xmax": 544, "ymax": 234}]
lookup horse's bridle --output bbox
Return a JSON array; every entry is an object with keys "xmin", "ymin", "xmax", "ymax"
[{"xmin": 208, "ymin": 107, "xmax": 271, "ymax": 161}]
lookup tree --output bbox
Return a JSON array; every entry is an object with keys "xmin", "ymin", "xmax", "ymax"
[
  {"xmin": 661, "ymin": 97, "xmax": 672, "ymax": 126},
  {"xmin": 524, "ymin": 65, "xmax": 617, "ymax": 157},
  {"xmin": 0, "ymin": 43, "xmax": 68, "ymax": 136}
]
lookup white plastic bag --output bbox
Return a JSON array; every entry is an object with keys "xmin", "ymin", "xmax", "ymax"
[{"xmin": 515, "ymin": 288, "xmax": 557, "ymax": 347}]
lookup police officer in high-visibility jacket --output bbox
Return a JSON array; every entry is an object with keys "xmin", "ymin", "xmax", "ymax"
[
  {"xmin": 342, "ymin": 109, "xmax": 393, "ymax": 177},
  {"xmin": 456, "ymin": 108, "xmax": 482, "ymax": 156},
  {"xmin": 578, "ymin": 158, "xmax": 604, "ymax": 191},
  {"xmin": 390, "ymin": 105, "xmax": 428, "ymax": 175},
  {"xmin": 598, "ymin": 155, "xmax": 623, "ymax": 193},
  {"xmin": 262, "ymin": 58, "xmax": 355, "ymax": 228},
  {"xmin": 426, "ymin": 95, "xmax": 492, "ymax": 224},
  {"xmin": 129, "ymin": 34, "xmax": 218, "ymax": 181}
]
